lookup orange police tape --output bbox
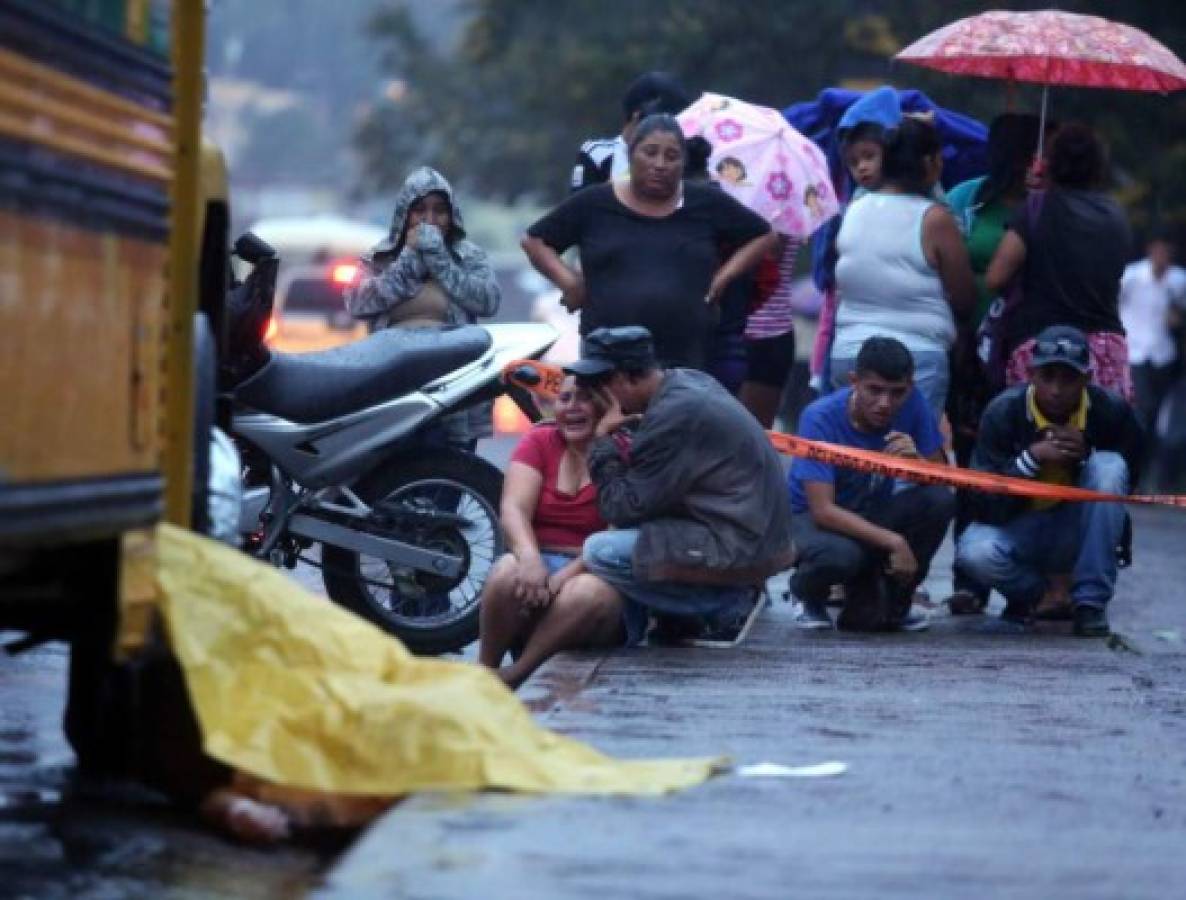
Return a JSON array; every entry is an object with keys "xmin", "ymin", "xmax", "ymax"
[{"xmin": 501, "ymin": 359, "xmax": 1186, "ymax": 511}]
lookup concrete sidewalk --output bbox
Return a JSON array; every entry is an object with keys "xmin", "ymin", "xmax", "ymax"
[{"xmin": 321, "ymin": 508, "xmax": 1186, "ymax": 899}]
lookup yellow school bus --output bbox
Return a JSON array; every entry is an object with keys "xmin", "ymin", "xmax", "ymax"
[{"xmin": 0, "ymin": 0, "xmax": 219, "ymax": 653}]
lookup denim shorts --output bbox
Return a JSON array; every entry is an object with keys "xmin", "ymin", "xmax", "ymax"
[{"xmin": 540, "ymin": 551, "xmax": 576, "ymax": 576}]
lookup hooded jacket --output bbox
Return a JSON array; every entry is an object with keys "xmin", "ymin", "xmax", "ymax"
[
  {"xmin": 345, "ymin": 167, "xmax": 501, "ymax": 444},
  {"xmin": 345, "ymin": 167, "xmax": 500, "ymax": 328}
]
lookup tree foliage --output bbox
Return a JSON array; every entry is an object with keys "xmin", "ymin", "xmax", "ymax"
[{"xmin": 357, "ymin": 0, "xmax": 1186, "ymax": 238}]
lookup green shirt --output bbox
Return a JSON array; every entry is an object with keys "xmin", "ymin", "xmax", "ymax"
[{"xmin": 948, "ymin": 176, "xmax": 1018, "ymax": 327}]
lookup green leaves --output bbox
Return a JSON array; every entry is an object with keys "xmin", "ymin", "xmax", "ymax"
[{"xmin": 355, "ymin": 0, "xmax": 1186, "ymax": 235}]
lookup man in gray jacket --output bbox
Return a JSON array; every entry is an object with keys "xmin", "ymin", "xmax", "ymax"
[{"xmin": 572, "ymin": 327, "xmax": 795, "ymax": 644}]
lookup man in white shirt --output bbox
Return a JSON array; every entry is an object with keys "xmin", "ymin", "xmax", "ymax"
[{"xmin": 1119, "ymin": 233, "xmax": 1186, "ymax": 483}]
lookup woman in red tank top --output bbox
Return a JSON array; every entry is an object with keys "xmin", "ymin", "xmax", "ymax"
[{"xmin": 479, "ymin": 377, "xmax": 624, "ymax": 686}]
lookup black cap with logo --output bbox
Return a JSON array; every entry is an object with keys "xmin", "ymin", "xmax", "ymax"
[
  {"xmin": 563, "ymin": 326, "xmax": 657, "ymax": 378},
  {"xmin": 1029, "ymin": 325, "xmax": 1092, "ymax": 374}
]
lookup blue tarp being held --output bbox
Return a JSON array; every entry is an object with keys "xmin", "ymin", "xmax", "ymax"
[{"xmin": 783, "ymin": 87, "xmax": 989, "ymax": 293}]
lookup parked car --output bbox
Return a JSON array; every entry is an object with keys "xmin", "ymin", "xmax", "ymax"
[{"xmin": 237, "ymin": 216, "xmax": 385, "ymax": 353}]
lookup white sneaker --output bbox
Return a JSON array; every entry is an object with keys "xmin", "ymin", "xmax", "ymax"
[
  {"xmin": 793, "ymin": 600, "xmax": 834, "ymax": 631},
  {"xmin": 897, "ymin": 611, "xmax": 930, "ymax": 632}
]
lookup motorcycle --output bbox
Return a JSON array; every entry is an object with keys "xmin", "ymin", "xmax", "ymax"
[{"xmin": 218, "ymin": 233, "xmax": 555, "ymax": 654}]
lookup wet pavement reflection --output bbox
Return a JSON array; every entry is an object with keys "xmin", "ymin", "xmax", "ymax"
[{"xmin": 0, "ymin": 643, "xmax": 329, "ymax": 899}]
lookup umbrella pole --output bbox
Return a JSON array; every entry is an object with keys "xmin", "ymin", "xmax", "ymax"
[{"xmin": 1037, "ymin": 82, "xmax": 1050, "ymax": 157}]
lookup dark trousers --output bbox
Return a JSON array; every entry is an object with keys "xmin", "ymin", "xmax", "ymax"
[
  {"xmin": 1132, "ymin": 361, "xmax": 1178, "ymax": 435},
  {"xmin": 791, "ymin": 486, "xmax": 955, "ymax": 628},
  {"xmin": 1164, "ymin": 374, "xmax": 1186, "ymax": 490},
  {"xmin": 1132, "ymin": 361, "xmax": 1179, "ymax": 486}
]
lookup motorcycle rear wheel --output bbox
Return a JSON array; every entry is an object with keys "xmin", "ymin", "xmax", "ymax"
[{"xmin": 322, "ymin": 450, "xmax": 504, "ymax": 655}]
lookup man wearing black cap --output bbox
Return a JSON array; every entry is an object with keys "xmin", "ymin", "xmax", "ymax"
[
  {"xmin": 956, "ymin": 325, "xmax": 1144, "ymax": 636},
  {"xmin": 566, "ymin": 326, "xmax": 794, "ymax": 645}
]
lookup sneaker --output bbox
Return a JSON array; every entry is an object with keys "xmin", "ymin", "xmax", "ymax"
[
  {"xmin": 684, "ymin": 593, "xmax": 764, "ymax": 648},
  {"xmin": 896, "ymin": 611, "xmax": 930, "ymax": 632},
  {"xmin": 794, "ymin": 600, "xmax": 833, "ymax": 631},
  {"xmin": 1072, "ymin": 604, "xmax": 1110, "ymax": 638},
  {"xmin": 912, "ymin": 588, "xmax": 936, "ymax": 610}
]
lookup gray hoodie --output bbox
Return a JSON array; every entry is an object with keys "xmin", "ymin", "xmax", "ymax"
[{"xmin": 345, "ymin": 167, "xmax": 500, "ymax": 328}]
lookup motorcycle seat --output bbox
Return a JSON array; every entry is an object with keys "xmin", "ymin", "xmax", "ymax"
[{"xmin": 234, "ymin": 326, "xmax": 493, "ymax": 423}]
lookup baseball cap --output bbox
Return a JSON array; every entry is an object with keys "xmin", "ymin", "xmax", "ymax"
[
  {"xmin": 563, "ymin": 326, "xmax": 657, "ymax": 378},
  {"xmin": 1029, "ymin": 325, "xmax": 1092, "ymax": 374}
]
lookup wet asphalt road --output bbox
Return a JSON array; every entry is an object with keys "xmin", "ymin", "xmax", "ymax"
[
  {"xmin": 324, "ymin": 505, "xmax": 1186, "ymax": 900},
  {"xmin": 2, "ymin": 435, "xmax": 1186, "ymax": 897}
]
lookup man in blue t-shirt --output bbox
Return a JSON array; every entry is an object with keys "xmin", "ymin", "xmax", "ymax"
[{"xmin": 788, "ymin": 337, "xmax": 955, "ymax": 632}]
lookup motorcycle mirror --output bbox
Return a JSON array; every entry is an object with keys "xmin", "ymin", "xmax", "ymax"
[
  {"xmin": 508, "ymin": 365, "xmax": 542, "ymax": 387},
  {"xmin": 234, "ymin": 232, "xmax": 277, "ymax": 263}
]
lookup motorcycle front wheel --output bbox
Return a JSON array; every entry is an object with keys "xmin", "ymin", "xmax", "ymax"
[{"xmin": 321, "ymin": 449, "xmax": 503, "ymax": 655}]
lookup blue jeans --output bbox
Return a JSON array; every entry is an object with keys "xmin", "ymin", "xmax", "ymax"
[
  {"xmin": 583, "ymin": 529, "xmax": 754, "ymax": 646},
  {"xmin": 831, "ymin": 350, "xmax": 950, "ymax": 421},
  {"xmin": 955, "ymin": 452, "xmax": 1129, "ymax": 610}
]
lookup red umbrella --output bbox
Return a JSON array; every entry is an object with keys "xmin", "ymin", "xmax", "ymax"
[{"xmin": 897, "ymin": 10, "xmax": 1186, "ymax": 152}]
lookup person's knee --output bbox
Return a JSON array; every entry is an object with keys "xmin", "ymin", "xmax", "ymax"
[
  {"xmin": 1080, "ymin": 451, "xmax": 1129, "ymax": 494},
  {"xmin": 554, "ymin": 575, "xmax": 622, "ymax": 632},
  {"xmin": 581, "ymin": 532, "xmax": 611, "ymax": 574},
  {"xmin": 795, "ymin": 535, "xmax": 866, "ymax": 584},
  {"xmin": 956, "ymin": 533, "xmax": 1013, "ymax": 586},
  {"xmin": 481, "ymin": 554, "xmax": 519, "ymax": 605},
  {"xmin": 582, "ymin": 531, "xmax": 631, "ymax": 575}
]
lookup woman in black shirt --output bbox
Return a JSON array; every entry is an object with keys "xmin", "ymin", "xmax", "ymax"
[
  {"xmin": 522, "ymin": 114, "xmax": 776, "ymax": 369},
  {"xmin": 986, "ymin": 123, "xmax": 1133, "ymax": 399}
]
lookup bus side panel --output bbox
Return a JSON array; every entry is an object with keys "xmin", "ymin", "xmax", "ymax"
[{"xmin": 0, "ymin": 209, "xmax": 164, "ymax": 482}]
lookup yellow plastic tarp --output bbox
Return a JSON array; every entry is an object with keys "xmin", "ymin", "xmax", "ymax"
[{"xmin": 154, "ymin": 524, "xmax": 722, "ymax": 797}]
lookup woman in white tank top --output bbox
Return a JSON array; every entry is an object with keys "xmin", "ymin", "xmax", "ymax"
[{"xmin": 830, "ymin": 119, "xmax": 976, "ymax": 417}]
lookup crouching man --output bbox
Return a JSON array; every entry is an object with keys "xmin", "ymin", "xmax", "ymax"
[
  {"xmin": 574, "ymin": 326, "xmax": 794, "ymax": 646},
  {"xmin": 789, "ymin": 337, "xmax": 955, "ymax": 632},
  {"xmin": 956, "ymin": 326, "xmax": 1143, "ymax": 636}
]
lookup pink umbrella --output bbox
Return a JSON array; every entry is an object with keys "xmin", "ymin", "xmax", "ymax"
[
  {"xmin": 677, "ymin": 93, "xmax": 840, "ymax": 238},
  {"xmin": 897, "ymin": 10, "xmax": 1186, "ymax": 153}
]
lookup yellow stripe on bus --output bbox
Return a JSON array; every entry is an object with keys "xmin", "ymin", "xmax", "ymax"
[
  {"xmin": 0, "ymin": 80, "xmax": 171, "ymax": 157},
  {"xmin": 0, "ymin": 108, "xmax": 172, "ymax": 184},
  {"xmin": 0, "ymin": 46, "xmax": 173, "ymax": 131}
]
